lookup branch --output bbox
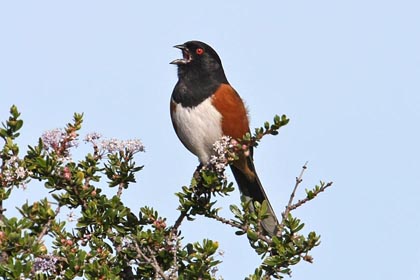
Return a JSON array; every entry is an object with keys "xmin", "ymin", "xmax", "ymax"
[
  {"xmin": 277, "ymin": 163, "xmax": 333, "ymax": 236},
  {"xmin": 37, "ymin": 205, "xmax": 61, "ymax": 243},
  {"xmin": 166, "ymin": 234, "xmax": 180, "ymax": 279},
  {"xmin": 278, "ymin": 162, "xmax": 308, "ymax": 233},
  {"xmin": 134, "ymin": 243, "xmax": 169, "ymax": 280},
  {"xmin": 117, "ymin": 182, "xmax": 124, "ymax": 198},
  {"xmin": 206, "ymin": 212, "xmax": 272, "ymax": 244},
  {"xmin": 0, "ymin": 155, "xmax": 9, "ymax": 222},
  {"xmin": 73, "ymin": 177, "xmax": 89, "ymax": 211},
  {"xmin": 171, "ymin": 210, "xmax": 187, "ymax": 236},
  {"xmin": 0, "ymin": 204, "xmax": 5, "ymax": 222},
  {"xmin": 289, "ymin": 181, "xmax": 333, "ymax": 211}
]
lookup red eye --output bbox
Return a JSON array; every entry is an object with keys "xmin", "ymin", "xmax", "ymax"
[{"xmin": 196, "ymin": 48, "xmax": 204, "ymax": 55}]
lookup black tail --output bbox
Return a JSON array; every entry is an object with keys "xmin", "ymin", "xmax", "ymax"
[{"xmin": 230, "ymin": 156, "xmax": 279, "ymax": 236}]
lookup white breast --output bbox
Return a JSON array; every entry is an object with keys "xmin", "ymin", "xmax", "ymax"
[{"xmin": 172, "ymin": 98, "xmax": 223, "ymax": 164}]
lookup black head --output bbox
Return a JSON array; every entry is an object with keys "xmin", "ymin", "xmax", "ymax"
[
  {"xmin": 170, "ymin": 41, "xmax": 228, "ymax": 83},
  {"xmin": 171, "ymin": 41, "xmax": 230, "ymax": 107},
  {"xmin": 170, "ymin": 41, "xmax": 222, "ymax": 65}
]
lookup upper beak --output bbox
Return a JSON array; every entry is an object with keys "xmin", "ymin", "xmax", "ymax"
[
  {"xmin": 173, "ymin": 44, "xmax": 186, "ymax": 50},
  {"xmin": 170, "ymin": 44, "xmax": 190, "ymax": 65}
]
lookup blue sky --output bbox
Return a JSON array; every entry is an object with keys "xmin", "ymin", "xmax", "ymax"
[{"xmin": 1, "ymin": 1, "xmax": 419, "ymax": 279}]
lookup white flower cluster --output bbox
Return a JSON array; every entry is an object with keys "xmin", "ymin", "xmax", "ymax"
[
  {"xmin": 34, "ymin": 255, "xmax": 58, "ymax": 274},
  {"xmin": 41, "ymin": 128, "xmax": 78, "ymax": 151},
  {"xmin": 203, "ymin": 136, "xmax": 234, "ymax": 179},
  {"xmin": 83, "ymin": 132, "xmax": 102, "ymax": 144},
  {"xmin": 41, "ymin": 128, "xmax": 78, "ymax": 162},
  {"xmin": 121, "ymin": 237, "xmax": 133, "ymax": 248},
  {"xmin": 1, "ymin": 156, "xmax": 31, "ymax": 187},
  {"xmin": 100, "ymin": 138, "xmax": 145, "ymax": 154},
  {"xmin": 84, "ymin": 133, "xmax": 145, "ymax": 155}
]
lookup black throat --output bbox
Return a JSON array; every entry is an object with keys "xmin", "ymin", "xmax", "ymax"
[{"xmin": 172, "ymin": 63, "xmax": 228, "ymax": 108}]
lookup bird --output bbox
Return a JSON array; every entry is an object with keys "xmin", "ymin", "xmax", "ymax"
[{"xmin": 170, "ymin": 40, "xmax": 279, "ymax": 236}]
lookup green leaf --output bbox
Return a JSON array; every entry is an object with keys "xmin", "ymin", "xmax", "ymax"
[
  {"xmin": 259, "ymin": 200, "xmax": 268, "ymax": 217},
  {"xmin": 247, "ymin": 229, "xmax": 258, "ymax": 241},
  {"xmin": 230, "ymin": 204, "xmax": 242, "ymax": 217}
]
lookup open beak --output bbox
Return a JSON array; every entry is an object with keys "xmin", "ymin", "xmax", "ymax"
[{"xmin": 170, "ymin": 44, "xmax": 192, "ymax": 65}]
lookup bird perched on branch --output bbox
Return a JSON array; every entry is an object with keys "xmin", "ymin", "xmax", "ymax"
[{"xmin": 170, "ymin": 40, "xmax": 279, "ymax": 236}]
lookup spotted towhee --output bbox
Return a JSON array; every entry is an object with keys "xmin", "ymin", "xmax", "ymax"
[{"xmin": 170, "ymin": 40, "xmax": 278, "ymax": 236}]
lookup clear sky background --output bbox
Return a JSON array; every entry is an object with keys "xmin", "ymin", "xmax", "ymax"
[{"xmin": 1, "ymin": 1, "xmax": 419, "ymax": 279}]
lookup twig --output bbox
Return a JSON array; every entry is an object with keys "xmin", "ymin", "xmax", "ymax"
[
  {"xmin": 278, "ymin": 162, "xmax": 308, "ymax": 233},
  {"xmin": 0, "ymin": 160, "xmax": 6, "ymax": 222},
  {"xmin": 37, "ymin": 205, "xmax": 61, "ymax": 243},
  {"xmin": 171, "ymin": 210, "xmax": 188, "ymax": 236},
  {"xmin": 206, "ymin": 213, "xmax": 272, "ymax": 244},
  {"xmin": 169, "ymin": 166, "xmax": 201, "ymax": 238},
  {"xmin": 134, "ymin": 243, "xmax": 169, "ymax": 280},
  {"xmin": 117, "ymin": 182, "xmax": 125, "ymax": 197},
  {"xmin": 283, "ymin": 162, "xmax": 307, "ymax": 218},
  {"xmin": 75, "ymin": 178, "xmax": 89, "ymax": 210},
  {"xmin": 106, "ymin": 230, "xmax": 136, "ymax": 280},
  {"xmin": 289, "ymin": 181, "xmax": 333, "ymax": 211},
  {"xmin": 0, "ymin": 206, "xmax": 5, "ymax": 222},
  {"xmin": 37, "ymin": 253, "xmax": 66, "ymax": 262},
  {"xmin": 166, "ymin": 234, "xmax": 179, "ymax": 279}
]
